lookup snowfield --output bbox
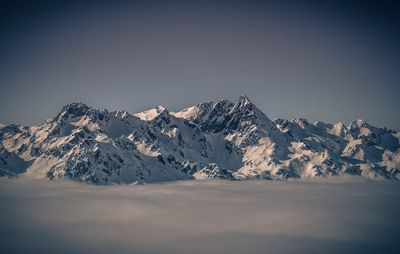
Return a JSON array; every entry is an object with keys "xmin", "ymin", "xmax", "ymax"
[{"xmin": 0, "ymin": 177, "xmax": 399, "ymax": 254}]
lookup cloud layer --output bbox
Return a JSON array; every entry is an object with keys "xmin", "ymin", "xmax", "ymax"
[{"xmin": 0, "ymin": 177, "xmax": 399, "ymax": 254}]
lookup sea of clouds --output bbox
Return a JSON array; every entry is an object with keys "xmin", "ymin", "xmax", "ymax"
[{"xmin": 0, "ymin": 177, "xmax": 399, "ymax": 254}]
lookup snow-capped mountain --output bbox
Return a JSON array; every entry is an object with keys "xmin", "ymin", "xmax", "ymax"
[{"xmin": 1, "ymin": 96, "xmax": 399, "ymax": 184}]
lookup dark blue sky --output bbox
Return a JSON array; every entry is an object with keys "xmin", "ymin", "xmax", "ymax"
[{"xmin": 1, "ymin": 0, "xmax": 399, "ymax": 129}]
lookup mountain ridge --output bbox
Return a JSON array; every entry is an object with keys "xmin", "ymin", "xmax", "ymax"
[{"xmin": 1, "ymin": 96, "xmax": 399, "ymax": 184}]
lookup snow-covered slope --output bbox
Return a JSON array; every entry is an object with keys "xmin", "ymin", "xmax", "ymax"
[{"xmin": 1, "ymin": 97, "xmax": 399, "ymax": 184}]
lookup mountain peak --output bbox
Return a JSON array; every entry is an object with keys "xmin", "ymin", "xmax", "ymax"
[
  {"xmin": 62, "ymin": 101, "xmax": 90, "ymax": 111},
  {"xmin": 349, "ymin": 118, "xmax": 370, "ymax": 129},
  {"xmin": 237, "ymin": 95, "xmax": 252, "ymax": 107},
  {"xmin": 63, "ymin": 101, "xmax": 88, "ymax": 108},
  {"xmin": 292, "ymin": 118, "xmax": 310, "ymax": 128},
  {"xmin": 155, "ymin": 105, "xmax": 167, "ymax": 113},
  {"xmin": 58, "ymin": 101, "xmax": 91, "ymax": 119},
  {"xmin": 134, "ymin": 105, "xmax": 169, "ymax": 121}
]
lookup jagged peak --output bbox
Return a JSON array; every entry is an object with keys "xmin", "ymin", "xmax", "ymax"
[
  {"xmin": 197, "ymin": 100, "xmax": 214, "ymax": 109},
  {"xmin": 236, "ymin": 95, "xmax": 253, "ymax": 107},
  {"xmin": 62, "ymin": 101, "xmax": 90, "ymax": 110},
  {"xmin": 171, "ymin": 99, "xmax": 233, "ymax": 120},
  {"xmin": 238, "ymin": 94, "xmax": 251, "ymax": 101},
  {"xmin": 349, "ymin": 118, "xmax": 370, "ymax": 129},
  {"xmin": 170, "ymin": 101, "xmax": 213, "ymax": 120},
  {"xmin": 116, "ymin": 109, "xmax": 128, "ymax": 114},
  {"xmin": 155, "ymin": 105, "xmax": 167, "ymax": 113},
  {"xmin": 114, "ymin": 109, "xmax": 131, "ymax": 120},
  {"xmin": 228, "ymin": 95, "xmax": 256, "ymax": 115},
  {"xmin": 292, "ymin": 118, "xmax": 309, "ymax": 123},
  {"xmin": 134, "ymin": 105, "xmax": 169, "ymax": 121},
  {"xmin": 57, "ymin": 101, "xmax": 92, "ymax": 120},
  {"xmin": 330, "ymin": 122, "xmax": 347, "ymax": 137},
  {"xmin": 355, "ymin": 118, "xmax": 366, "ymax": 125},
  {"xmin": 292, "ymin": 118, "xmax": 310, "ymax": 128},
  {"xmin": 212, "ymin": 99, "xmax": 233, "ymax": 110},
  {"xmin": 172, "ymin": 96, "xmax": 253, "ymax": 120},
  {"xmin": 332, "ymin": 122, "xmax": 347, "ymax": 131}
]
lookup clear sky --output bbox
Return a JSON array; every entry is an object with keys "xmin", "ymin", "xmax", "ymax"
[{"xmin": 1, "ymin": 0, "xmax": 399, "ymax": 129}]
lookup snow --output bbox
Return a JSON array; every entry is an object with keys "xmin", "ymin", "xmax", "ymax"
[
  {"xmin": 134, "ymin": 105, "xmax": 167, "ymax": 121},
  {"xmin": 0, "ymin": 96, "xmax": 399, "ymax": 184},
  {"xmin": 170, "ymin": 105, "xmax": 199, "ymax": 119}
]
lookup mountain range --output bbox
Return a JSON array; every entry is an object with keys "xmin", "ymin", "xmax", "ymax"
[{"xmin": 1, "ymin": 96, "xmax": 399, "ymax": 184}]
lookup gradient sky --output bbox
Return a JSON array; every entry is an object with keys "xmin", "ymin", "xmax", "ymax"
[{"xmin": 1, "ymin": 0, "xmax": 399, "ymax": 129}]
